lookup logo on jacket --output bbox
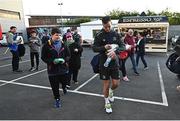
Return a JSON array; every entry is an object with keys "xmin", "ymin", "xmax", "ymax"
[{"xmin": 113, "ymin": 37, "xmax": 117, "ymax": 41}]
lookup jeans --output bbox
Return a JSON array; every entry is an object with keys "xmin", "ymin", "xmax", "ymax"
[
  {"xmin": 30, "ymin": 52, "xmax": 39, "ymax": 69},
  {"xmin": 136, "ymin": 53, "xmax": 147, "ymax": 68},
  {"xmin": 129, "ymin": 53, "xmax": 138, "ymax": 73}
]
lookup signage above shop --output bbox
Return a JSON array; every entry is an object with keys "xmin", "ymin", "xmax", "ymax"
[{"xmin": 118, "ymin": 16, "xmax": 168, "ymax": 23}]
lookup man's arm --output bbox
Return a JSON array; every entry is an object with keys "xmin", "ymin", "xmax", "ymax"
[
  {"xmin": 41, "ymin": 45, "xmax": 54, "ymax": 64},
  {"xmin": 92, "ymin": 35, "xmax": 106, "ymax": 53},
  {"xmin": 116, "ymin": 33, "xmax": 126, "ymax": 52},
  {"xmin": 6, "ymin": 33, "xmax": 13, "ymax": 44}
]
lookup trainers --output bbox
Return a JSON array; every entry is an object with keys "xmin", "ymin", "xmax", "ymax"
[
  {"xmin": 29, "ymin": 67, "xmax": 36, "ymax": 72},
  {"xmin": 54, "ymin": 99, "xmax": 61, "ymax": 108},
  {"xmin": 63, "ymin": 88, "xmax": 67, "ymax": 95},
  {"xmin": 123, "ymin": 76, "xmax": 130, "ymax": 82},
  {"xmin": 35, "ymin": 67, "xmax": 38, "ymax": 71},
  {"xmin": 177, "ymin": 85, "xmax": 180, "ymax": 92},
  {"xmin": 13, "ymin": 69, "xmax": 23, "ymax": 73},
  {"xmin": 74, "ymin": 81, "xmax": 79, "ymax": 85},
  {"xmin": 144, "ymin": 67, "xmax": 149, "ymax": 70},
  {"xmin": 108, "ymin": 88, "xmax": 114, "ymax": 102},
  {"xmin": 105, "ymin": 103, "xmax": 112, "ymax": 114},
  {"xmin": 66, "ymin": 85, "xmax": 71, "ymax": 89},
  {"xmin": 134, "ymin": 72, "xmax": 140, "ymax": 76}
]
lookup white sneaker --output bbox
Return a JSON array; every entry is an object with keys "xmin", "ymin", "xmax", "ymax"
[
  {"xmin": 29, "ymin": 67, "xmax": 36, "ymax": 72},
  {"xmin": 105, "ymin": 103, "xmax": 112, "ymax": 114},
  {"xmin": 108, "ymin": 88, "xmax": 114, "ymax": 102},
  {"xmin": 108, "ymin": 96, "xmax": 114, "ymax": 102},
  {"xmin": 177, "ymin": 85, "xmax": 180, "ymax": 92},
  {"xmin": 144, "ymin": 67, "xmax": 149, "ymax": 70},
  {"xmin": 123, "ymin": 76, "xmax": 130, "ymax": 82}
]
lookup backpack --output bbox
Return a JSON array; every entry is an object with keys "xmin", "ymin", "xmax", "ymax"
[
  {"xmin": 18, "ymin": 44, "xmax": 26, "ymax": 57},
  {"xmin": 166, "ymin": 52, "xmax": 180, "ymax": 74},
  {"xmin": 90, "ymin": 54, "xmax": 100, "ymax": 73}
]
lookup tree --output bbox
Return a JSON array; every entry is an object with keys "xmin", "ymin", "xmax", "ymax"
[
  {"xmin": 106, "ymin": 8, "xmax": 180, "ymax": 25},
  {"xmin": 146, "ymin": 10, "xmax": 157, "ymax": 16},
  {"xmin": 105, "ymin": 8, "xmax": 139, "ymax": 19}
]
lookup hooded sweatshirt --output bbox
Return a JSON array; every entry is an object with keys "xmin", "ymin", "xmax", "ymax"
[{"xmin": 29, "ymin": 37, "xmax": 41, "ymax": 53}]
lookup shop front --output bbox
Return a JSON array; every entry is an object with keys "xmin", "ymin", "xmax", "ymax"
[{"xmin": 118, "ymin": 16, "xmax": 169, "ymax": 52}]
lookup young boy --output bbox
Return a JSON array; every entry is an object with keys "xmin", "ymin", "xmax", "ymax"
[
  {"xmin": 29, "ymin": 31, "xmax": 41, "ymax": 71},
  {"xmin": 41, "ymin": 28, "xmax": 70, "ymax": 108}
]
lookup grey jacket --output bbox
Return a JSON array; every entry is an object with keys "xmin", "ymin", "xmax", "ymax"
[{"xmin": 29, "ymin": 37, "xmax": 41, "ymax": 52}]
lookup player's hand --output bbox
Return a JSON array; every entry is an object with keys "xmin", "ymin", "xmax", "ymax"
[
  {"xmin": 107, "ymin": 51, "xmax": 116, "ymax": 60},
  {"xmin": 104, "ymin": 44, "xmax": 111, "ymax": 50}
]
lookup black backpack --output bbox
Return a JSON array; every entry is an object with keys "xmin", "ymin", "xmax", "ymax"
[
  {"xmin": 166, "ymin": 52, "xmax": 180, "ymax": 74},
  {"xmin": 18, "ymin": 44, "xmax": 26, "ymax": 57}
]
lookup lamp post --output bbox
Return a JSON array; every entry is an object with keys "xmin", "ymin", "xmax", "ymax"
[{"xmin": 58, "ymin": 2, "xmax": 63, "ymax": 32}]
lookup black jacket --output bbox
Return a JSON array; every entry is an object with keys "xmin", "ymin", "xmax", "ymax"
[
  {"xmin": 136, "ymin": 38, "xmax": 146, "ymax": 55},
  {"xmin": 41, "ymin": 40, "xmax": 71, "ymax": 76},
  {"xmin": 92, "ymin": 29, "xmax": 125, "ymax": 69},
  {"xmin": 69, "ymin": 42, "xmax": 83, "ymax": 70}
]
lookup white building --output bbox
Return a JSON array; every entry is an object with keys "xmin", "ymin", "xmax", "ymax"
[
  {"xmin": 80, "ymin": 20, "xmax": 118, "ymax": 45},
  {"xmin": 0, "ymin": 0, "xmax": 27, "ymax": 41}
]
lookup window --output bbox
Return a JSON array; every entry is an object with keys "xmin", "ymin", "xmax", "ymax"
[{"xmin": 0, "ymin": 9, "xmax": 20, "ymax": 20}]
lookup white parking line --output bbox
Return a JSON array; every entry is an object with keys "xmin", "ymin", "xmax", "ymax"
[
  {"xmin": 73, "ymin": 91, "xmax": 167, "ymax": 106},
  {"xmin": 157, "ymin": 61, "xmax": 168, "ymax": 106},
  {"xmin": 0, "ymin": 61, "xmax": 168, "ymax": 107},
  {"xmin": 0, "ymin": 69, "xmax": 47, "ymax": 87},
  {"xmin": 0, "ymin": 79, "xmax": 167, "ymax": 107},
  {"xmin": 0, "ymin": 60, "xmax": 30, "ymax": 68},
  {"xmin": 74, "ymin": 74, "xmax": 98, "ymax": 91}
]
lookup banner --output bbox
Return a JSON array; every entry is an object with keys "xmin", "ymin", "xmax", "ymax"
[{"xmin": 119, "ymin": 16, "xmax": 168, "ymax": 23}]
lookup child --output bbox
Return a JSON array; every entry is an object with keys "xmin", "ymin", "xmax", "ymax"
[
  {"xmin": 41, "ymin": 28, "xmax": 70, "ymax": 108},
  {"xmin": 66, "ymin": 32, "xmax": 83, "ymax": 88},
  {"xmin": 28, "ymin": 31, "xmax": 41, "ymax": 71}
]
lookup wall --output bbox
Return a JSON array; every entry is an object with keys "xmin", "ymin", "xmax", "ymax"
[{"xmin": 0, "ymin": 0, "xmax": 27, "ymax": 41}]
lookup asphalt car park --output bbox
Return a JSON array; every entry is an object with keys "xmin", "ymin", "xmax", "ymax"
[{"xmin": 0, "ymin": 46, "xmax": 180, "ymax": 120}]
